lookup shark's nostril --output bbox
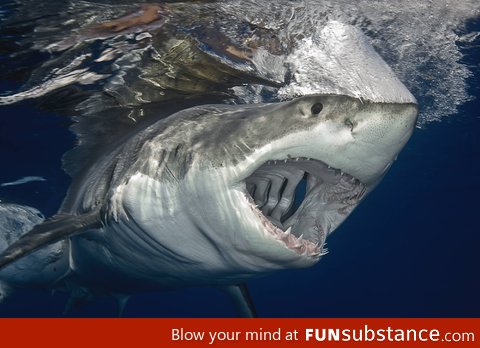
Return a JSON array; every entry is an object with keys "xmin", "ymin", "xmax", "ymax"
[{"xmin": 345, "ymin": 118, "xmax": 354, "ymax": 131}]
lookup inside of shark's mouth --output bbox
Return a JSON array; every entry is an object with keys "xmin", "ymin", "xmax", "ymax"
[{"xmin": 244, "ymin": 158, "xmax": 367, "ymax": 256}]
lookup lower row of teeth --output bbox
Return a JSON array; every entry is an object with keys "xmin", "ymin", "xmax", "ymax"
[{"xmin": 248, "ymin": 199, "xmax": 324, "ymax": 258}]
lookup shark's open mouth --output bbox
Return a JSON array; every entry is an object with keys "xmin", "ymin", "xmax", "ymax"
[{"xmin": 244, "ymin": 158, "xmax": 367, "ymax": 258}]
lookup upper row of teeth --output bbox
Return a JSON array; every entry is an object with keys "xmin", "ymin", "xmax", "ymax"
[
  {"xmin": 265, "ymin": 158, "xmax": 345, "ymax": 175},
  {"xmin": 265, "ymin": 157, "xmax": 313, "ymax": 165}
]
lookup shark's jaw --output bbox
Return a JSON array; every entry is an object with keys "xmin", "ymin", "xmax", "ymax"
[
  {"xmin": 241, "ymin": 157, "xmax": 366, "ymax": 258},
  {"xmin": 229, "ymin": 155, "xmax": 366, "ymax": 264}
]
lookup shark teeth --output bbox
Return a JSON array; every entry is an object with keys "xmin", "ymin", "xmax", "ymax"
[
  {"xmin": 266, "ymin": 157, "xmax": 319, "ymax": 165},
  {"xmin": 245, "ymin": 195, "xmax": 323, "ymax": 259}
]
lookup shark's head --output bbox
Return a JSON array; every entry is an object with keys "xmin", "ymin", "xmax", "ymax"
[{"xmin": 115, "ymin": 93, "xmax": 417, "ymax": 282}]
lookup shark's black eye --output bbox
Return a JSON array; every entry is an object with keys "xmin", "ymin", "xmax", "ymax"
[{"xmin": 311, "ymin": 103, "xmax": 323, "ymax": 116}]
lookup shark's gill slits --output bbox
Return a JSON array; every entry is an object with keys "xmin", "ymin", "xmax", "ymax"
[
  {"xmin": 244, "ymin": 157, "xmax": 367, "ymax": 257},
  {"xmin": 288, "ymin": 173, "xmax": 308, "ymax": 222}
]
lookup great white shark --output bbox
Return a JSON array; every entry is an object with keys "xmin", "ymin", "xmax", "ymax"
[{"xmin": 0, "ymin": 93, "xmax": 417, "ymax": 316}]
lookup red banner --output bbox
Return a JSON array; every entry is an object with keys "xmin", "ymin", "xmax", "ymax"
[{"xmin": 1, "ymin": 318, "xmax": 478, "ymax": 347}]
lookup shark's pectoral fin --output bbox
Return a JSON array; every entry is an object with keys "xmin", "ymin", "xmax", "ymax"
[
  {"xmin": 222, "ymin": 284, "xmax": 257, "ymax": 318},
  {"xmin": 0, "ymin": 211, "xmax": 102, "ymax": 270}
]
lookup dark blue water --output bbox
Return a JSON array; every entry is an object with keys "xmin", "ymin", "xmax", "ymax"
[{"xmin": 0, "ymin": 18, "xmax": 478, "ymax": 318}]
